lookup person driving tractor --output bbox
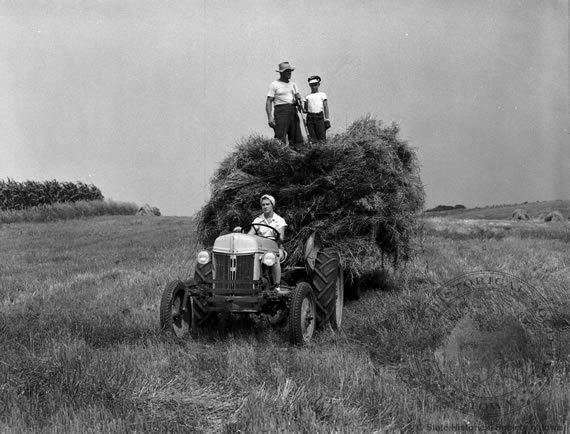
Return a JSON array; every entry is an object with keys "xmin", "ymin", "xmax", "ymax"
[{"xmin": 234, "ymin": 194, "xmax": 287, "ymax": 292}]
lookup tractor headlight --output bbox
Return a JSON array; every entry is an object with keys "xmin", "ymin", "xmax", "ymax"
[
  {"xmin": 262, "ymin": 252, "xmax": 276, "ymax": 266},
  {"xmin": 197, "ymin": 250, "xmax": 211, "ymax": 265}
]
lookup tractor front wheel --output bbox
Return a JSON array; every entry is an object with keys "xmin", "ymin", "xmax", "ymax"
[
  {"xmin": 289, "ymin": 282, "xmax": 316, "ymax": 345},
  {"xmin": 160, "ymin": 280, "xmax": 192, "ymax": 337}
]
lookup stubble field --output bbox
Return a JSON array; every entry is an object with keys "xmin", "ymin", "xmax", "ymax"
[{"xmin": 0, "ymin": 215, "xmax": 568, "ymax": 432}]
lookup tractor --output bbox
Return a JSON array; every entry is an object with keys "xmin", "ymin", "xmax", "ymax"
[{"xmin": 159, "ymin": 223, "xmax": 344, "ymax": 345}]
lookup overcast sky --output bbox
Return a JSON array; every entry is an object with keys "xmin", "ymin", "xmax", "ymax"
[{"xmin": 1, "ymin": 0, "xmax": 567, "ymax": 216}]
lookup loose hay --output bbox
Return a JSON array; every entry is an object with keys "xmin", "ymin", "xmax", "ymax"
[{"xmin": 196, "ymin": 116, "xmax": 425, "ymax": 279}]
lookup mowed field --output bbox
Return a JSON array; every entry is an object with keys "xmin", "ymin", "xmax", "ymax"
[
  {"xmin": 426, "ymin": 199, "xmax": 570, "ymax": 220},
  {"xmin": 1, "ymin": 213, "xmax": 569, "ymax": 432}
]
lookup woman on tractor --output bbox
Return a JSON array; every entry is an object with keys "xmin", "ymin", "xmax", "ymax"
[{"xmin": 234, "ymin": 194, "xmax": 287, "ymax": 292}]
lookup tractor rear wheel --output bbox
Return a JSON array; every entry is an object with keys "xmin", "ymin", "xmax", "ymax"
[
  {"xmin": 311, "ymin": 248, "xmax": 342, "ymax": 327},
  {"xmin": 194, "ymin": 261, "xmax": 212, "ymax": 283},
  {"xmin": 289, "ymin": 282, "xmax": 316, "ymax": 345},
  {"xmin": 193, "ymin": 262, "xmax": 215, "ymax": 326},
  {"xmin": 330, "ymin": 266, "xmax": 344, "ymax": 330},
  {"xmin": 160, "ymin": 280, "xmax": 192, "ymax": 337}
]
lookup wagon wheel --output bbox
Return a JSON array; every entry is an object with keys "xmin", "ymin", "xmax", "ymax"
[
  {"xmin": 289, "ymin": 282, "xmax": 316, "ymax": 345},
  {"xmin": 159, "ymin": 280, "xmax": 192, "ymax": 337},
  {"xmin": 344, "ymin": 275, "xmax": 361, "ymax": 301}
]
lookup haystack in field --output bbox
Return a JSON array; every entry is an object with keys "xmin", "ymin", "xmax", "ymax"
[
  {"xmin": 196, "ymin": 116, "xmax": 425, "ymax": 279},
  {"xmin": 511, "ymin": 209, "xmax": 529, "ymax": 220},
  {"xmin": 544, "ymin": 210, "xmax": 564, "ymax": 222},
  {"xmin": 136, "ymin": 204, "xmax": 161, "ymax": 216}
]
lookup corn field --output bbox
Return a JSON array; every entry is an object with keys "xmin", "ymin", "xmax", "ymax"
[{"xmin": 0, "ymin": 178, "xmax": 103, "ymax": 210}]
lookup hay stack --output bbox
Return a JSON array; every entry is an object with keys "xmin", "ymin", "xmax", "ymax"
[
  {"xmin": 196, "ymin": 116, "xmax": 425, "ymax": 278},
  {"xmin": 136, "ymin": 204, "xmax": 161, "ymax": 216},
  {"xmin": 544, "ymin": 210, "xmax": 564, "ymax": 222},
  {"xmin": 511, "ymin": 209, "xmax": 529, "ymax": 220}
]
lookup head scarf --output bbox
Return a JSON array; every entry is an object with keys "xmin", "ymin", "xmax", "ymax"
[{"xmin": 260, "ymin": 194, "xmax": 276, "ymax": 207}]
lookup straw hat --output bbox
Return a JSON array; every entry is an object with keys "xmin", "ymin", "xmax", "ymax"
[{"xmin": 276, "ymin": 62, "xmax": 295, "ymax": 73}]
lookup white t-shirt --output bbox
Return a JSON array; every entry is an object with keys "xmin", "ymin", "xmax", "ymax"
[
  {"xmin": 305, "ymin": 92, "xmax": 327, "ymax": 114},
  {"xmin": 267, "ymin": 81, "xmax": 299, "ymax": 106},
  {"xmin": 252, "ymin": 213, "xmax": 287, "ymax": 239}
]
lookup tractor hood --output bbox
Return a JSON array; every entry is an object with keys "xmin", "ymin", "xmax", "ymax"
[{"xmin": 213, "ymin": 233, "xmax": 279, "ymax": 255}]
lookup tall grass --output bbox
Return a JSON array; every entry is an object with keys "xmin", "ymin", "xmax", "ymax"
[
  {"xmin": 0, "ymin": 216, "xmax": 568, "ymax": 432},
  {"xmin": 0, "ymin": 200, "xmax": 138, "ymax": 224}
]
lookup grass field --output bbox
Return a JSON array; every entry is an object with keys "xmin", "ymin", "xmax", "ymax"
[
  {"xmin": 426, "ymin": 199, "xmax": 570, "ymax": 220},
  {"xmin": 0, "ymin": 214, "xmax": 568, "ymax": 432}
]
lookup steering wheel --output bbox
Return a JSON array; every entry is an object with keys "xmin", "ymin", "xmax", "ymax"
[{"xmin": 251, "ymin": 223, "xmax": 281, "ymax": 241}]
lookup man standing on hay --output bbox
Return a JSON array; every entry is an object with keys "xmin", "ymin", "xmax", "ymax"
[{"xmin": 266, "ymin": 61, "xmax": 304, "ymax": 149}]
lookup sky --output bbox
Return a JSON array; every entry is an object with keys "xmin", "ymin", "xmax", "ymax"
[{"xmin": 1, "ymin": 0, "xmax": 567, "ymax": 216}]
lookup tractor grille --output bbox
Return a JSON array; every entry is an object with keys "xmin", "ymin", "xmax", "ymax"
[{"xmin": 213, "ymin": 253, "xmax": 255, "ymax": 292}]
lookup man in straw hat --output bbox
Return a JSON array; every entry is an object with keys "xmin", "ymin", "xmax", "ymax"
[{"xmin": 266, "ymin": 61, "xmax": 304, "ymax": 149}]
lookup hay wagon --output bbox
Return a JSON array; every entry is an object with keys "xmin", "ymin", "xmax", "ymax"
[
  {"xmin": 160, "ymin": 116, "xmax": 425, "ymax": 345},
  {"xmin": 159, "ymin": 225, "xmax": 343, "ymax": 345}
]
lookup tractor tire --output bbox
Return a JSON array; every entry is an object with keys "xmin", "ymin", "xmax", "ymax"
[
  {"xmin": 311, "ymin": 248, "xmax": 342, "ymax": 326},
  {"xmin": 193, "ymin": 262, "xmax": 215, "ymax": 327},
  {"xmin": 330, "ymin": 266, "xmax": 344, "ymax": 330},
  {"xmin": 194, "ymin": 261, "xmax": 213, "ymax": 284},
  {"xmin": 160, "ymin": 280, "xmax": 192, "ymax": 337},
  {"xmin": 289, "ymin": 282, "xmax": 316, "ymax": 345}
]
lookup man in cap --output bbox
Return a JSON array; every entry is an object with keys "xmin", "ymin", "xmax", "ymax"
[
  {"xmin": 304, "ymin": 75, "xmax": 330, "ymax": 142},
  {"xmin": 266, "ymin": 61, "xmax": 304, "ymax": 149}
]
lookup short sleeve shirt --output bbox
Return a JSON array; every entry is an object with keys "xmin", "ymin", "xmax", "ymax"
[
  {"xmin": 305, "ymin": 92, "xmax": 328, "ymax": 113},
  {"xmin": 252, "ymin": 213, "xmax": 287, "ymax": 239},
  {"xmin": 267, "ymin": 80, "xmax": 299, "ymax": 106}
]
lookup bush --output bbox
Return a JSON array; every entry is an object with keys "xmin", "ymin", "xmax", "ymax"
[{"xmin": 426, "ymin": 205, "xmax": 455, "ymax": 212}]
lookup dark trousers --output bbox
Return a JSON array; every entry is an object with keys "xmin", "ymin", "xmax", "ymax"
[
  {"xmin": 274, "ymin": 104, "xmax": 303, "ymax": 146},
  {"xmin": 307, "ymin": 112, "xmax": 326, "ymax": 142}
]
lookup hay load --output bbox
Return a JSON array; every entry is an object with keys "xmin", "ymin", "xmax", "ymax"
[{"xmin": 196, "ymin": 116, "xmax": 425, "ymax": 279}]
